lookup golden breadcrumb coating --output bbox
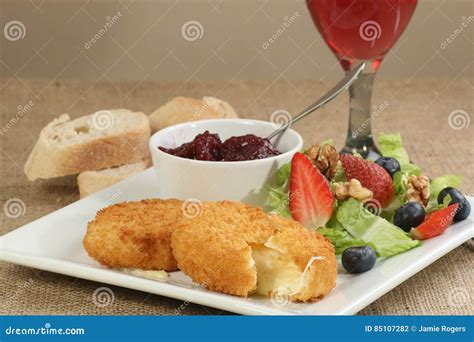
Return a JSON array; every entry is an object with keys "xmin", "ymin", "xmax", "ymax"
[
  {"xmin": 171, "ymin": 201, "xmax": 271, "ymax": 296},
  {"xmin": 171, "ymin": 201, "xmax": 337, "ymax": 301},
  {"xmin": 83, "ymin": 199, "xmax": 182, "ymax": 271}
]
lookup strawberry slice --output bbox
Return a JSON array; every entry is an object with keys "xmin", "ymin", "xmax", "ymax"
[
  {"xmin": 340, "ymin": 154, "xmax": 394, "ymax": 207},
  {"xmin": 410, "ymin": 203, "xmax": 459, "ymax": 240},
  {"xmin": 289, "ymin": 152, "xmax": 334, "ymax": 228}
]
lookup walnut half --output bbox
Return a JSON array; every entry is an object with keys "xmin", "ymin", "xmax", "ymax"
[
  {"xmin": 306, "ymin": 143, "xmax": 339, "ymax": 180},
  {"xmin": 335, "ymin": 179, "xmax": 373, "ymax": 201},
  {"xmin": 407, "ymin": 175, "xmax": 430, "ymax": 206}
]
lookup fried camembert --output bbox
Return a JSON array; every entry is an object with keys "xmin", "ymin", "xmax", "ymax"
[
  {"xmin": 83, "ymin": 199, "xmax": 182, "ymax": 271},
  {"xmin": 171, "ymin": 201, "xmax": 337, "ymax": 301},
  {"xmin": 84, "ymin": 199, "xmax": 337, "ymax": 301}
]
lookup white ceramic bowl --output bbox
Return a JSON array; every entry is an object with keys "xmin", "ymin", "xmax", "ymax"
[{"xmin": 149, "ymin": 119, "xmax": 303, "ymax": 206}]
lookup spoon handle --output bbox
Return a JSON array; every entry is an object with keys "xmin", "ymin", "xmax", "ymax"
[{"xmin": 267, "ymin": 62, "xmax": 366, "ymax": 140}]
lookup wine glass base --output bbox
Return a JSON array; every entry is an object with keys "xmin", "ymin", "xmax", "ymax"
[{"xmin": 340, "ymin": 141, "xmax": 381, "ymax": 160}]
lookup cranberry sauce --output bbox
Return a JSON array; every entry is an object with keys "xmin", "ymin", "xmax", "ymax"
[{"xmin": 159, "ymin": 131, "xmax": 281, "ymax": 161}]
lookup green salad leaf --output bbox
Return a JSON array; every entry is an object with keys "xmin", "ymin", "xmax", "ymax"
[
  {"xmin": 336, "ymin": 199, "xmax": 420, "ymax": 257},
  {"xmin": 276, "ymin": 162, "xmax": 291, "ymax": 186},
  {"xmin": 333, "ymin": 160, "xmax": 346, "ymax": 183},
  {"xmin": 267, "ymin": 162, "xmax": 292, "ymax": 217},
  {"xmin": 317, "ymin": 227, "xmax": 371, "ymax": 254},
  {"xmin": 317, "ymin": 138, "xmax": 334, "ymax": 149},
  {"xmin": 378, "ymin": 132, "xmax": 410, "ymax": 165},
  {"xmin": 426, "ymin": 175, "xmax": 462, "ymax": 212},
  {"xmin": 429, "ymin": 175, "xmax": 462, "ymax": 200},
  {"xmin": 378, "ymin": 133, "xmax": 423, "ymax": 212},
  {"xmin": 392, "ymin": 163, "xmax": 422, "ymax": 203}
]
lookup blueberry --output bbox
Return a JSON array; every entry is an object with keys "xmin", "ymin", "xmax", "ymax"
[
  {"xmin": 393, "ymin": 202, "xmax": 425, "ymax": 232},
  {"xmin": 374, "ymin": 157, "xmax": 401, "ymax": 178},
  {"xmin": 342, "ymin": 246, "xmax": 376, "ymax": 274},
  {"xmin": 438, "ymin": 187, "xmax": 471, "ymax": 222}
]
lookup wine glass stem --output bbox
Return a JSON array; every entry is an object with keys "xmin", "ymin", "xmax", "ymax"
[{"xmin": 342, "ymin": 69, "xmax": 380, "ymax": 159}]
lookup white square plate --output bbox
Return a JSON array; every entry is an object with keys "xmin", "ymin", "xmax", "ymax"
[{"xmin": 1, "ymin": 168, "xmax": 472, "ymax": 315}]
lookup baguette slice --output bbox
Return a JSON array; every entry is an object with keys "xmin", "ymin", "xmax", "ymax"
[
  {"xmin": 202, "ymin": 96, "xmax": 239, "ymax": 119},
  {"xmin": 149, "ymin": 96, "xmax": 238, "ymax": 132},
  {"xmin": 78, "ymin": 160, "xmax": 151, "ymax": 198},
  {"xmin": 24, "ymin": 109, "xmax": 151, "ymax": 180}
]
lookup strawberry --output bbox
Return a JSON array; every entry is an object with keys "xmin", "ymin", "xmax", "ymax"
[
  {"xmin": 340, "ymin": 154, "xmax": 394, "ymax": 207},
  {"xmin": 289, "ymin": 152, "xmax": 334, "ymax": 228},
  {"xmin": 410, "ymin": 203, "xmax": 459, "ymax": 240}
]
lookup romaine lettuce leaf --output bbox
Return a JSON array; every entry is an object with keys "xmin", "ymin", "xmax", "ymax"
[
  {"xmin": 378, "ymin": 132, "xmax": 410, "ymax": 165},
  {"xmin": 380, "ymin": 197, "xmax": 403, "ymax": 223},
  {"xmin": 426, "ymin": 193, "xmax": 453, "ymax": 213},
  {"xmin": 400, "ymin": 163, "xmax": 421, "ymax": 175},
  {"xmin": 317, "ymin": 227, "xmax": 370, "ymax": 254},
  {"xmin": 276, "ymin": 162, "xmax": 291, "ymax": 186},
  {"xmin": 267, "ymin": 162, "xmax": 292, "ymax": 217},
  {"xmin": 267, "ymin": 186, "xmax": 291, "ymax": 217},
  {"xmin": 317, "ymin": 138, "xmax": 334, "ymax": 149},
  {"xmin": 333, "ymin": 160, "xmax": 346, "ymax": 183},
  {"xmin": 426, "ymin": 175, "xmax": 462, "ymax": 211},
  {"xmin": 336, "ymin": 199, "xmax": 420, "ymax": 257},
  {"xmin": 392, "ymin": 163, "xmax": 422, "ymax": 203},
  {"xmin": 378, "ymin": 133, "xmax": 422, "ymax": 211}
]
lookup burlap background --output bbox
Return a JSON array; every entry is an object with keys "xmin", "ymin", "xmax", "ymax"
[{"xmin": 1, "ymin": 78, "xmax": 472, "ymax": 315}]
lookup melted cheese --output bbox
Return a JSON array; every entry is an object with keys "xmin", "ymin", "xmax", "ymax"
[
  {"xmin": 251, "ymin": 245, "xmax": 303, "ymax": 296},
  {"xmin": 123, "ymin": 269, "xmax": 169, "ymax": 281}
]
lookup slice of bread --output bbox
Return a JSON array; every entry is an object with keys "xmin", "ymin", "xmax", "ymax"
[
  {"xmin": 202, "ymin": 96, "xmax": 239, "ymax": 119},
  {"xmin": 149, "ymin": 96, "xmax": 238, "ymax": 132},
  {"xmin": 78, "ymin": 159, "xmax": 151, "ymax": 198},
  {"xmin": 24, "ymin": 109, "xmax": 151, "ymax": 180}
]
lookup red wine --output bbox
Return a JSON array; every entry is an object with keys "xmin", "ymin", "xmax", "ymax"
[{"xmin": 307, "ymin": 0, "xmax": 417, "ymax": 71}]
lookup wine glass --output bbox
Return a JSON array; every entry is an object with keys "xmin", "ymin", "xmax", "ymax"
[{"xmin": 307, "ymin": 0, "xmax": 418, "ymax": 159}]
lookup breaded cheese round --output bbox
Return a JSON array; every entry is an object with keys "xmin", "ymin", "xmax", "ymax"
[
  {"xmin": 83, "ymin": 199, "xmax": 182, "ymax": 271},
  {"xmin": 265, "ymin": 215, "xmax": 337, "ymax": 301},
  {"xmin": 171, "ymin": 201, "xmax": 337, "ymax": 301}
]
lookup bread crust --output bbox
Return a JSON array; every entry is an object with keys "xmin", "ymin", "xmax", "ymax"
[
  {"xmin": 77, "ymin": 160, "xmax": 151, "ymax": 198},
  {"xmin": 83, "ymin": 199, "xmax": 182, "ymax": 271},
  {"xmin": 24, "ymin": 111, "xmax": 150, "ymax": 180},
  {"xmin": 149, "ymin": 96, "xmax": 238, "ymax": 132}
]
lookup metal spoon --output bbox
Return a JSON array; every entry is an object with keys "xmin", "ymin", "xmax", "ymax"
[{"xmin": 267, "ymin": 62, "xmax": 366, "ymax": 141}]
